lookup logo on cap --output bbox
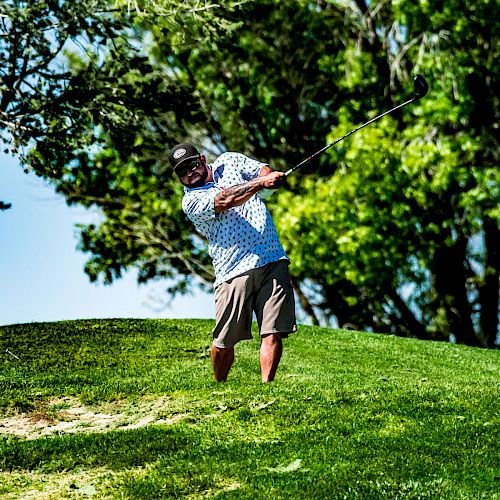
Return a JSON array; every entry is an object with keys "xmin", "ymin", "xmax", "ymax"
[{"xmin": 173, "ymin": 148, "xmax": 186, "ymax": 159}]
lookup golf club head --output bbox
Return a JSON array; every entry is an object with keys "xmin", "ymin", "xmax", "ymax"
[{"xmin": 413, "ymin": 74, "xmax": 429, "ymax": 100}]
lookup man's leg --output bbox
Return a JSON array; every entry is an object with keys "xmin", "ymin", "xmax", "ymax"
[
  {"xmin": 211, "ymin": 345, "xmax": 235, "ymax": 382},
  {"xmin": 255, "ymin": 262, "xmax": 296, "ymax": 383},
  {"xmin": 260, "ymin": 333, "xmax": 283, "ymax": 382},
  {"xmin": 212, "ymin": 273, "xmax": 253, "ymax": 383}
]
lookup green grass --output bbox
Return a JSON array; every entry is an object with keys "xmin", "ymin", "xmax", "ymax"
[{"xmin": 0, "ymin": 319, "xmax": 499, "ymax": 499}]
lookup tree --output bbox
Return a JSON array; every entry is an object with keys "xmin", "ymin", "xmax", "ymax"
[
  {"xmin": 0, "ymin": 0, "xmax": 246, "ymax": 289},
  {"xmin": 2, "ymin": 0, "xmax": 498, "ymax": 346},
  {"xmin": 154, "ymin": 0, "xmax": 499, "ymax": 346}
]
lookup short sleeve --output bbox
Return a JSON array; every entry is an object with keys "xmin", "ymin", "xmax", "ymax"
[
  {"xmin": 182, "ymin": 186, "xmax": 219, "ymax": 225},
  {"xmin": 220, "ymin": 152, "xmax": 266, "ymax": 181}
]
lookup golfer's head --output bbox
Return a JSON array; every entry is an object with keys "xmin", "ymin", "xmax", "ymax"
[{"xmin": 169, "ymin": 143, "xmax": 208, "ymax": 188}]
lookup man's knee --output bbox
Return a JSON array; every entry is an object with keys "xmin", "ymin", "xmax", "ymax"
[{"xmin": 262, "ymin": 333, "xmax": 283, "ymax": 344}]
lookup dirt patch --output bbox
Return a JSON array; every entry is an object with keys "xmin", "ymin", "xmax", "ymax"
[{"xmin": 0, "ymin": 397, "xmax": 187, "ymax": 440}]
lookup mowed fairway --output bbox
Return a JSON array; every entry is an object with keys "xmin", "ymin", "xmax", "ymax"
[{"xmin": 0, "ymin": 319, "xmax": 499, "ymax": 499}]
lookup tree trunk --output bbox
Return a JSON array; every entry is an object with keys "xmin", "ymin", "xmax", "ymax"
[
  {"xmin": 387, "ymin": 289, "xmax": 433, "ymax": 340},
  {"xmin": 479, "ymin": 219, "xmax": 500, "ymax": 348},
  {"xmin": 291, "ymin": 277, "xmax": 320, "ymax": 326},
  {"xmin": 433, "ymin": 234, "xmax": 480, "ymax": 347},
  {"xmin": 321, "ymin": 280, "xmax": 384, "ymax": 332}
]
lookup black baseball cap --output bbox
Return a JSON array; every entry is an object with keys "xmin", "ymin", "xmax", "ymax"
[{"xmin": 169, "ymin": 143, "xmax": 200, "ymax": 170}]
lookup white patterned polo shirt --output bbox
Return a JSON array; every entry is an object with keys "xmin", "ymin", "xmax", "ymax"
[{"xmin": 182, "ymin": 152, "xmax": 289, "ymax": 287}]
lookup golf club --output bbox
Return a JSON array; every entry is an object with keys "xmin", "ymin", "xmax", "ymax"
[{"xmin": 284, "ymin": 74, "xmax": 429, "ymax": 177}]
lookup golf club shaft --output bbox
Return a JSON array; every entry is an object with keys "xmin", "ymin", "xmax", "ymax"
[{"xmin": 284, "ymin": 96, "xmax": 415, "ymax": 177}]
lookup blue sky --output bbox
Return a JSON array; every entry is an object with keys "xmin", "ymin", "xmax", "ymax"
[{"xmin": 0, "ymin": 153, "xmax": 214, "ymax": 326}]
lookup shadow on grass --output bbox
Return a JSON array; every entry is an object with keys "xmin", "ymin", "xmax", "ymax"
[{"xmin": 0, "ymin": 426, "xmax": 191, "ymax": 472}]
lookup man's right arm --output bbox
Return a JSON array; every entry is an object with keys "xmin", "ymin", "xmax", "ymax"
[{"xmin": 214, "ymin": 171, "xmax": 284, "ymax": 213}]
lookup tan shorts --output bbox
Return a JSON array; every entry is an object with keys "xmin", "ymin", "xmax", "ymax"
[{"xmin": 212, "ymin": 260, "xmax": 297, "ymax": 348}]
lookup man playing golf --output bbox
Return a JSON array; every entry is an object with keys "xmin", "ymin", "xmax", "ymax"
[{"xmin": 170, "ymin": 143, "xmax": 296, "ymax": 383}]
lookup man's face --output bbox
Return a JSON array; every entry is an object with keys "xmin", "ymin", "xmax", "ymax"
[{"xmin": 175, "ymin": 155, "xmax": 209, "ymax": 188}]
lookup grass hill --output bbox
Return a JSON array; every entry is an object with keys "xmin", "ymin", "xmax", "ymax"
[{"xmin": 0, "ymin": 319, "xmax": 499, "ymax": 499}]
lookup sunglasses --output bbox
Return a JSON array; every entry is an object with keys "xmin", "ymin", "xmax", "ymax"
[{"xmin": 175, "ymin": 157, "xmax": 200, "ymax": 177}]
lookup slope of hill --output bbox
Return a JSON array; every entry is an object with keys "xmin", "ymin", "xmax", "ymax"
[{"xmin": 1, "ymin": 319, "xmax": 499, "ymax": 499}]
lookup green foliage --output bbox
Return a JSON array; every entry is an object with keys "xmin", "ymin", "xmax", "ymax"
[
  {"xmin": 0, "ymin": 0, "xmax": 245, "ymax": 290},
  {"xmin": 0, "ymin": 0, "xmax": 122, "ymax": 154},
  {"xmin": 178, "ymin": 0, "xmax": 499, "ymax": 345},
  {"xmin": 0, "ymin": 319, "xmax": 499, "ymax": 498},
  {"xmin": 1, "ymin": 0, "xmax": 498, "ymax": 345}
]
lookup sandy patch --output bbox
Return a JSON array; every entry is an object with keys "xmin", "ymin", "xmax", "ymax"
[{"xmin": 0, "ymin": 397, "xmax": 186, "ymax": 440}]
